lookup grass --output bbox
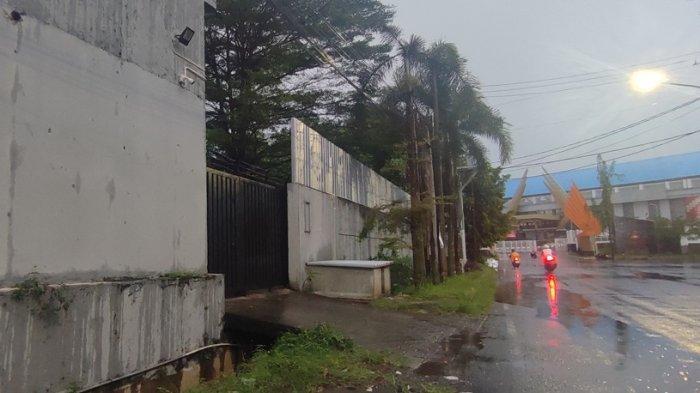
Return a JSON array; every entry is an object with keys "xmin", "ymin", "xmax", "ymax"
[
  {"xmin": 371, "ymin": 267, "xmax": 497, "ymax": 315},
  {"xmin": 187, "ymin": 325, "xmax": 402, "ymax": 393}
]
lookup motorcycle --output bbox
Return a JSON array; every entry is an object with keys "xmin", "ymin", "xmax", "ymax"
[
  {"xmin": 543, "ymin": 254, "xmax": 558, "ymax": 272},
  {"xmin": 511, "ymin": 255, "xmax": 521, "ymax": 269}
]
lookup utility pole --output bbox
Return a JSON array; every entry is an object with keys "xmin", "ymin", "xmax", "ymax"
[{"xmin": 457, "ymin": 165, "xmax": 477, "ymax": 267}]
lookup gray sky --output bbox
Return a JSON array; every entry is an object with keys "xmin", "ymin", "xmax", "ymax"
[{"xmin": 388, "ymin": 0, "xmax": 700, "ymax": 176}]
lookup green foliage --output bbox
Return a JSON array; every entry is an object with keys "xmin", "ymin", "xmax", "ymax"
[
  {"xmin": 372, "ymin": 268, "xmax": 497, "ymax": 315},
  {"xmin": 187, "ymin": 325, "xmax": 399, "ymax": 393},
  {"xmin": 387, "ymin": 256, "xmax": 414, "ymax": 293},
  {"xmin": 463, "ymin": 166, "xmax": 512, "ymax": 265},
  {"xmin": 11, "ymin": 275, "xmax": 72, "ymax": 324},
  {"xmin": 651, "ymin": 217, "xmax": 687, "ymax": 254},
  {"xmin": 359, "ymin": 201, "xmax": 418, "ymax": 258},
  {"xmin": 64, "ymin": 382, "xmax": 81, "ymax": 393},
  {"xmin": 205, "ymin": 0, "xmax": 395, "ymax": 173}
]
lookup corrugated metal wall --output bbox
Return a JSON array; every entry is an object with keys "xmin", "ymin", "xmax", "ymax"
[{"xmin": 291, "ymin": 119, "xmax": 409, "ymax": 207}]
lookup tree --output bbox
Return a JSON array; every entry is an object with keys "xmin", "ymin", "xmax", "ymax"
[
  {"xmin": 205, "ymin": 0, "xmax": 394, "ymax": 168},
  {"xmin": 595, "ymin": 155, "xmax": 616, "ymax": 259},
  {"xmin": 422, "ymin": 43, "xmax": 511, "ymax": 275},
  {"xmin": 463, "ymin": 166, "xmax": 512, "ymax": 267}
]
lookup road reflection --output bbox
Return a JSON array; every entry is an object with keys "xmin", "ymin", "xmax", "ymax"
[{"xmin": 546, "ymin": 273, "xmax": 559, "ymax": 319}]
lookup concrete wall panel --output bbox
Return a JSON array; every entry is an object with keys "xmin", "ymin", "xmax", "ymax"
[
  {"xmin": 3, "ymin": 0, "xmax": 207, "ymax": 98},
  {"xmin": 288, "ymin": 184, "xmax": 394, "ymax": 290},
  {"xmin": 1, "ymin": 9, "xmax": 206, "ymax": 281},
  {"xmin": 291, "ymin": 119, "xmax": 408, "ymax": 208},
  {"xmin": 0, "ymin": 276, "xmax": 224, "ymax": 392}
]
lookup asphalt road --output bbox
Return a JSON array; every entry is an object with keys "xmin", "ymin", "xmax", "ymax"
[{"xmin": 420, "ymin": 252, "xmax": 700, "ymax": 393}]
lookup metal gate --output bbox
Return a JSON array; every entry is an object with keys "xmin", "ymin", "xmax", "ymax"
[{"xmin": 207, "ymin": 168, "xmax": 288, "ymax": 296}]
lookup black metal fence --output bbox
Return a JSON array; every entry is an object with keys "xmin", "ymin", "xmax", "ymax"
[{"xmin": 207, "ymin": 168, "xmax": 288, "ymax": 296}]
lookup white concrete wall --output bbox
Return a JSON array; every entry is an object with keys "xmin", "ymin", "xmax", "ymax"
[
  {"xmin": 288, "ymin": 183, "xmax": 397, "ymax": 290},
  {"xmin": 659, "ymin": 199, "xmax": 672, "ymax": 219},
  {"xmin": 0, "ymin": 276, "xmax": 224, "ymax": 392},
  {"xmin": 633, "ymin": 201, "xmax": 650, "ymax": 219},
  {"xmin": 1, "ymin": 4, "xmax": 207, "ymax": 281},
  {"xmin": 613, "ymin": 204, "xmax": 624, "ymax": 217}
]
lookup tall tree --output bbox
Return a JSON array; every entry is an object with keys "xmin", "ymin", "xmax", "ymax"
[
  {"xmin": 422, "ymin": 43, "xmax": 512, "ymax": 274},
  {"xmin": 595, "ymin": 155, "xmax": 617, "ymax": 260},
  {"xmin": 463, "ymin": 166, "xmax": 512, "ymax": 265},
  {"xmin": 205, "ymin": 0, "xmax": 394, "ymax": 169}
]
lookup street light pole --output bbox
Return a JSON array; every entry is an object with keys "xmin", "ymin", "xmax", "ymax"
[{"xmin": 457, "ymin": 166, "xmax": 477, "ymax": 264}]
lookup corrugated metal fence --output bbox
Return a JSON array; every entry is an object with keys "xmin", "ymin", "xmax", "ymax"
[{"xmin": 207, "ymin": 168, "xmax": 288, "ymax": 296}]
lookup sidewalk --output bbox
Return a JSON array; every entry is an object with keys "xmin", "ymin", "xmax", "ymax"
[{"xmin": 224, "ymin": 289, "xmax": 485, "ymax": 369}]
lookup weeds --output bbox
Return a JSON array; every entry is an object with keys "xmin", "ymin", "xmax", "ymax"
[
  {"xmin": 372, "ymin": 268, "xmax": 497, "ymax": 315},
  {"xmin": 160, "ymin": 271, "xmax": 207, "ymax": 280},
  {"xmin": 188, "ymin": 325, "xmax": 401, "ymax": 393},
  {"xmin": 11, "ymin": 274, "xmax": 72, "ymax": 324}
]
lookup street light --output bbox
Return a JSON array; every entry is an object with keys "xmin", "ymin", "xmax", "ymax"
[{"xmin": 629, "ymin": 69, "xmax": 700, "ymax": 93}]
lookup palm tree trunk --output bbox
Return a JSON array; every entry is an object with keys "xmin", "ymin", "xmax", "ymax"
[
  {"xmin": 406, "ymin": 100, "xmax": 426, "ymax": 285},
  {"xmin": 417, "ymin": 117, "xmax": 440, "ymax": 283},
  {"xmin": 431, "ymin": 75, "xmax": 448, "ymax": 279}
]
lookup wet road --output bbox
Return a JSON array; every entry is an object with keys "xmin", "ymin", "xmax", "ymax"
[{"xmin": 420, "ymin": 253, "xmax": 700, "ymax": 392}]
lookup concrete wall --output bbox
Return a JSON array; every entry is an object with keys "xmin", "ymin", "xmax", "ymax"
[
  {"xmin": 288, "ymin": 183, "xmax": 396, "ymax": 290},
  {"xmin": 291, "ymin": 119, "xmax": 409, "ymax": 207},
  {"xmin": 0, "ymin": 275, "xmax": 224, "ymax": 392},
  {"xmin": 1, "ymin": 1, "xmax": 208, "ymax": 282},
  {"xmin": 3, "ymin": 0, "xmax": 209, "ymax": 98}
]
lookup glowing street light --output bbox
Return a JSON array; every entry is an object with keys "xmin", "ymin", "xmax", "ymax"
[
  {"xmin": 629, "ymin": 69, "xmax": 668, "ymax": 93},
  {"xmin": 628, "ymin": 69, "xmax": 700, "ymax": 93}
]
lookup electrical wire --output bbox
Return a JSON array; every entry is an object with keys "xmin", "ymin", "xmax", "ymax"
[
  {"xmin": 482, "ymin": 50, "xmax": 700, "ymax": 87},
  {"xmin": 507, "ymin": 97, "xmax": 700, "ymax": 163},
  {"xmin": 482, "ymin": 59, "xmax": 688, "ymax": 94},
  {"xmin": 503, "ymin": 129, "xmax": 699, "ymax": 176},
  {"xmin": 501, "ymin": 129, "xmax": 700, "ymax": 169}
]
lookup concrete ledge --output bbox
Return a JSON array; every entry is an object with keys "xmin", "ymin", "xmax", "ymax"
[
  {"xmin": 306, "ymin": 262, "xmax": 391, "ymax": 300},
  {"xmin": 0, "ymin": 275, "xmax": 224, "ymax": 392},
  {"xmin": 306, "ymin": 260, "xmax": 393, "ymax": 269}
]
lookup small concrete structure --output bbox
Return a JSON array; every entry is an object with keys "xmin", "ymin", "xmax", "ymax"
[{"xmin": 306, "ymin": 260, "xmax": 392, "ymax": 299}]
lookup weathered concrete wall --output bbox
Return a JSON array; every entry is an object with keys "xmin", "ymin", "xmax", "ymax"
[
  {"xmin": 288, "ymin": 183, "xmax": 401, "ymax": 290},
  {"xmin": 3, "ymin": 0, "xmax": 210, "ymax": 98},
  {"xmin": 0, "ymin": 275, "xmax": 224, "ymax": 392},
  {"xmin": 0, "ymin": 3, "xmax": 207, "ymax": 282},
  {"xmin": 288, "ymin": 120, "xmax": 410, "ymax": 290},
  {"xmin": 291, "ymin": 119, "xmax": 409, "ymax": 208}
]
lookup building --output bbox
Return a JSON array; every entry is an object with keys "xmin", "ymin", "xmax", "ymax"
[
  {"xmin": 505, "ymin": 151, "xmax": 700, "ymax": 241},
  {"xmin": 0, "ymin": 1, "xmax": 223, "ymax": 391}
]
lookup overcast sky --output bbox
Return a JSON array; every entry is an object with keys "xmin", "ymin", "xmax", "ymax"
[{"xmin": 387, "ymin": 0, "xmax": 700, "ymax": 176}]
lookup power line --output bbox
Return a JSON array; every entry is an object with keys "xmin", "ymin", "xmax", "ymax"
[
  {"xmin": 482, "ymin": 59, "xmax": 688, "ymax": 94},
  {"xmin": 482, "ymin": 50, "xmax": 700, "ymax": 88},
  {"xmin": 502, "ymin": 129, "xmax": 700, "ymax": 169},
  {"xmin": 485, "ymin": 80, "xmax": 621, "ymax": 98},
  {"xmin": 507, "ymin": 97, "xmax": 700, "ymax": 163},
  {"xmin": 503, "ymin": 130, "xmax": 699, "ymax": 176}
]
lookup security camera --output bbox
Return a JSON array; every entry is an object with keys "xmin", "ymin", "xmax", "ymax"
[{"xmin": 178, "ymin": 74, "xmax": 195, "ymax": 87}]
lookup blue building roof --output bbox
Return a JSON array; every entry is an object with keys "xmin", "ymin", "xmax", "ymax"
[{"xmin": 504, "ymin": 151, "xmax": 700, "ymax": 198}]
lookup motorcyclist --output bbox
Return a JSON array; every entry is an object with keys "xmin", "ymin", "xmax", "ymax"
[{"xmin": 509, "ymin": 249, "xmax": 521, "ymax": 264}]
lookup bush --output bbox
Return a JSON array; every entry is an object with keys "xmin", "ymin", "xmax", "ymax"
[{"xmin": 388, "ymin": 255, "xmax": 413, "ymax": 292}]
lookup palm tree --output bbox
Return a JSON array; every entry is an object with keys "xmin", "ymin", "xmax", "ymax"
[
  {"xmin": 382, "ymin": 35, "xmax": 434, "ymax": 285},
  {"xmin": 423, "ymin": 43, "xmax": 512, "ymax": 273}
]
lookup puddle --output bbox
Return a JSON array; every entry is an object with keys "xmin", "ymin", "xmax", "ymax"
[
  {"xmin": 633, "ymin": 271, "xmax": 684, "ymax": 282},
  {"xmin": 415, "ymin": 328, "xmax": 492, "ymax": 377}
]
